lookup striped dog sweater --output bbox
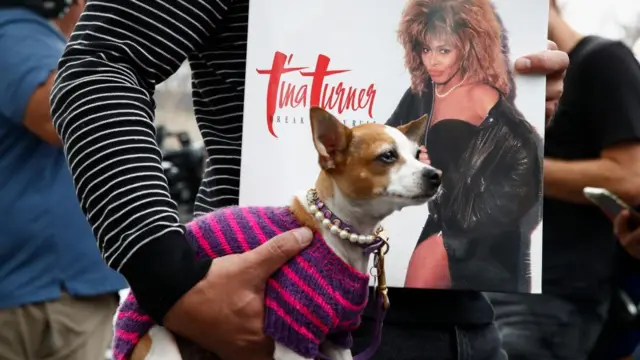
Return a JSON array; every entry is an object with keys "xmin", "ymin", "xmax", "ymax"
[{"xmin": 112, "ymin": 206, "xmax": 370, "ymax": 359}]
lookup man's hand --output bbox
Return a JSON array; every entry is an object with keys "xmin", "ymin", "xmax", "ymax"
[
  {"xmin": 163, "ymin": 227, "xmax": 314, "ymax": 360},
  {"xmin": 614, "ymin": 210, "xmax": 640, "ymax": 259},
  {"xmin": 514, "ymin": 40, "xmax": 570, "ymax": 124}
]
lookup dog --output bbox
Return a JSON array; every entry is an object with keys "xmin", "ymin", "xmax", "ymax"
[{"xmin": 112, "ymin": 106, "xmax": 442, "ymax": 360}]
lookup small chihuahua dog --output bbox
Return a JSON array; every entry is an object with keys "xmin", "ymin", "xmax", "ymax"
[{"xmin": 113, "ymin": 107, "xmax": 442, "ymax": 360}]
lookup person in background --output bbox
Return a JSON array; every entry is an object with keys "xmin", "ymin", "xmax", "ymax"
[
  {"xmin": 49, "ymin": 0, "xmax": 568, "ymax": 358},
  {"xmin": 0, "ymin": 1, "xmax": 127, "ymax": 360},
  {"xmin": 488, "ymin": 1, "xmax": 640, "ymax": 359},
  {"xmin": 614, "ymin": 210, "xmax": 640, "ymax": 360}
]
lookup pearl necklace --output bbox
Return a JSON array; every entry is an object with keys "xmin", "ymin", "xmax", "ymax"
[
  {"xmin": 435, "ymin": 74, "xmax": 468, "ymax": 98},
  {"xmin": 306, "ymin": 188, "xmax": 385, "ymax": 245}
]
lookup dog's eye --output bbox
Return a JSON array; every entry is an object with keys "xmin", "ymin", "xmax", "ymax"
[
  {"xmin": 377, "ymin": 150, "xmax": 398, "ymax": 164},
  {"xmin": 415, "ymin": 149, "xmax": 421, "ymax": 159}
]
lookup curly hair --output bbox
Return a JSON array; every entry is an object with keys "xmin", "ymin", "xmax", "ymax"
[{"xmin": 398, "ymin": 0, "xmax": 510, "ymax": 95}]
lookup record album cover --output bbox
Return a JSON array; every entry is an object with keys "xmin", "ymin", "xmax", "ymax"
[{"xmin": 239, "ymin": 0, "xmax": 548, "ymax": 294}]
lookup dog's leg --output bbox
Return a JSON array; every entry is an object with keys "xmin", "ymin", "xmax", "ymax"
[
  {"xmin": 130, "ymin": 333, "xmax": 153, "ymax": 360},
  {"xmin": 320, "ymin": 341, "xmax": 353, "ymax": 360},
  {"xmin": 131, "ymin": 326, "xmax": 183, "ymax": 360},
  {"xmin": 273, "ymin": 342, "xmax": 312, "ymax": 360}
]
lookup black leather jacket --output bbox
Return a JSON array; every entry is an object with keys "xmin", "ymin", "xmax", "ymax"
[{"xmin": 386, "ymin": 84, "xmax": 543, "ymax": 291}]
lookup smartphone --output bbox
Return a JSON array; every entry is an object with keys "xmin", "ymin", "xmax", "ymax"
[{"xmin": 583, "ymin": 187, "xmax": 640, "ymax": 227}]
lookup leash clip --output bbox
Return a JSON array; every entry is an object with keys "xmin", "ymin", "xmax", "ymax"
[{"xmin": 374, "ymin": 248, "xmax": 390, "ymax": 310}]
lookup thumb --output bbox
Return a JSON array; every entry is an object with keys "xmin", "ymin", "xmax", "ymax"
[
  {"xmin": 245, "ymin": 227, "xmax": 313, "ymax": 281},
  {"xmin": 514, "ymin": 50, "xmax": 569, "ymax": 75},
  {"xmin": 614, "ymin": 210, "xmax": 630, "ymax": 238}
]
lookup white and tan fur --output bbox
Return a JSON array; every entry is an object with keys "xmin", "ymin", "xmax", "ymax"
[{"xmin": 128, "ymin": 107, "xmax": 441, "ymax": 360}]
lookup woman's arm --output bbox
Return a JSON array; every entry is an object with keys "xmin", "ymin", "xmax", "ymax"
[{"xmin": 50, "ymin": 0, "xmax": 223, "ymax": 323}]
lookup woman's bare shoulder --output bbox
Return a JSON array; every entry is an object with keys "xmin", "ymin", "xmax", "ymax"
[
  {"xmin": 466, "ymin": 83, "xmax": 500, "ymax": 112},
  {"xmin": 441, "ymin": 83, "xmax": 499, "ymax": 125}
]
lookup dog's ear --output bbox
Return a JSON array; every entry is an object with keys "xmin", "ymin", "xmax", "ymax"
[
  {"xmin": 310, "ymin": 106, "xmax": 352, "ymax": 170},
  {"xmin": 396, "ymin": 114, "xmax": 428, "ymax": 144}
]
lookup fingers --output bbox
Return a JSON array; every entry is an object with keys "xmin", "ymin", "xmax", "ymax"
[
  {"xmin": 514, "ymin": 47, "xmax": 568, "ymax": 125},
  {"xmin": 614, "ymin": 210, "xmax": 630, "ymax": 238},
  {"xmin": 545, "ymin": 101, "xmax": 558, "ymax": 125},
  {"xmin": 546, "ymin": 77, "xmax": 564, "ymax": 101},
  {"xmin": 515, "ymin": 49, "xmax": 569, "ymax": 76},
  {"xmin": 544, "ymin": 74, "xmax": 564, "ymax": 124},
  {"xmin": 418, "ymin": 146, "xmax": 430, "ymax": 164},
  {"xmin": 419, "ymin": 154, "xmax": 430, "ymax": 164},
  {"xmin": 547, "ymin": 40, "xmax": 559, "ymax": 51},
  {"xmin": 419, "ymin": 155, "xmax": 429, "ymax": 163},
  {"xmin": 245, "ymin": 227, "xmax": 313, "ymax": 281},
  {"xmin": 221, "ymin": 337, "xmax": 274, "ymax": 360}
]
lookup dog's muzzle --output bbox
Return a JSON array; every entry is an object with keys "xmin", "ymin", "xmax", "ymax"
[{"xmin": 421, "ymin": 167, "xmax": 442, "ymax": 196}]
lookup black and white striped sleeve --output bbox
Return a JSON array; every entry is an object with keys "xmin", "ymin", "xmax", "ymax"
[{"xmin": 50, "ymin": 0, "xmax": 226, "ymax": 323}]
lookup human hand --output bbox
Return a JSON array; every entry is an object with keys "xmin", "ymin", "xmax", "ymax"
[
  {"xmin": 163, "ymin": 227, "xmax": 314, "ymax": 360},
  {"xmin": 418, "ymin": 145, "xmax": 430, "ymax": 165},
  {"xmin": 613, "ymin": 210, "xmax": 640, "ymax": 259},
  {"xmin": 514, "ymin": 40, "xmax": 570, "ymax": 125}
]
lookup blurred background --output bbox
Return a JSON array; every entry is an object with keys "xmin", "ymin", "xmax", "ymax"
[{"xmin": 558, "ymin": 0, "xmax": 640, "ymax": 58}]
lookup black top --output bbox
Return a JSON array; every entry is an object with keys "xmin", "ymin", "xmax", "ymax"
[
  {"xmin": 543, "ymin": 36, "xmax": 640, "ymax": 300},
  {"xmin": 362, "ymin": 83, "xmax": 543, "ymax": 325},
  {"xmin": 427, "ymin": 120, "xmax": 478, "ymax": 174}
]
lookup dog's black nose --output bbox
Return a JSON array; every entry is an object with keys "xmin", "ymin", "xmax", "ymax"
[{"xmin": 422, "ymin": 167, "xmax": 442, "ymax": 190}]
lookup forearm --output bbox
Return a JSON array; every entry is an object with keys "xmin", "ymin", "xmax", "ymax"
[
  {"xmin": 544, "ymin": 157, "xmax": 640, "ymax": 205},
  {"xmin": 24, "ymin": 72, "xmax": 62, "ymax": 147},
  {"xmin": 51, "ymin": 58, "xmax": 210, "ymax": 322},
  {"xmin": 50, "ymin": 0, "xmax": 219, "ymax": 323}
]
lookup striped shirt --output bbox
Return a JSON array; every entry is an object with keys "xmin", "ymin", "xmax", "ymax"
[
  {"xmin": 50, "ymin": 0, "xmax": 249, "ymax": 322},
  {"xmin": 113, "ymin": 206, "xmax": 370, "ymax": 359}
]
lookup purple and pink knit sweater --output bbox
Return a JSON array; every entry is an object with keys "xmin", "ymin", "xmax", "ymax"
[{"xmin": 112, "ymin": 206, "xmax": 370, "ymax": 359}]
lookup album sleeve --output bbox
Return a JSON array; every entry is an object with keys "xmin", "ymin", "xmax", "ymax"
[{"xmin": 50, "ymin": 0, "xmax": 230, "ymax": 324}]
